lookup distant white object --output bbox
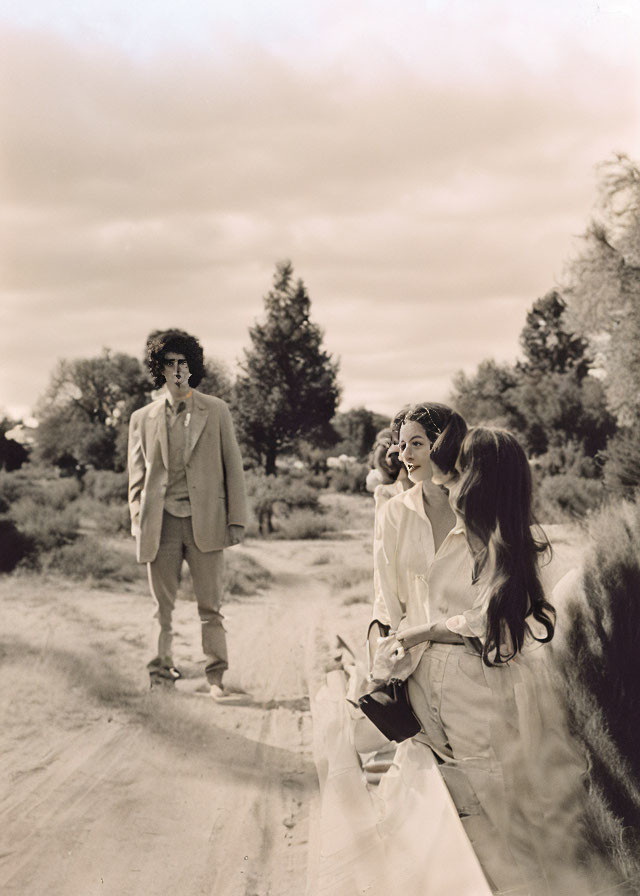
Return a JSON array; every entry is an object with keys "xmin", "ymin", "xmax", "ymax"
[
  {"xmin": 327, "ymin": 454, "xmax": 358, "ymax": 471},
  {"xmin": 4, "ymin": 422, "xmax": 37, "ymax": 445},
  {"xmin": 365, "ymin": 468, "xmax": 384, "ymax": 492}
]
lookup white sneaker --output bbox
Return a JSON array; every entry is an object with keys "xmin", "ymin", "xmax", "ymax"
[{"xmin": 209, "ymin": 685, "xmax": 253, "ymax": 706}]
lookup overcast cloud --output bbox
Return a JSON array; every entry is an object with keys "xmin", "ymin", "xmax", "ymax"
[{"xmin": 1, "ymin": 1, "xmax": 638, "ymax": 420}]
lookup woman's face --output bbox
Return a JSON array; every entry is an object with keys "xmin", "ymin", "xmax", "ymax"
[{"xmin": 399, "ymin": 420, "xmax": 432, "ymax": 483}]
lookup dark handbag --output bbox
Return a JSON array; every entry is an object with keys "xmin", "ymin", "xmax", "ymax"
[{"xmin": 358, "ymin": 678, "xmax": 421, "ymax": 743}]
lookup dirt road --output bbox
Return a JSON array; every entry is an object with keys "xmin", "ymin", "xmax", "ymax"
[
  {"xmin": 0, "ymin": 506, "xmax": 584, "ymax": 896},
  {"xmin": 0, "ymin": 537, "xmax": 366, "ymax": 896}
]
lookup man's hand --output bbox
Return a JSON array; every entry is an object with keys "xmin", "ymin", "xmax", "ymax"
[{"xmin": 228, "ymin": 525, "xmax": 245, "ymax": 546}]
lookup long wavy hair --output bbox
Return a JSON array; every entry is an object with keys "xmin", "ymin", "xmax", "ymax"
[
  {"xmin": 453, "ymin": 427, "xmax": 555, "ymax": 665},
  {"xmin": 401, "ymin": 402, "xmax": 468, "ymax": 475},
  {"xmin": 145, "ymin": 329, "xmax": 205, "ymax": 389}
]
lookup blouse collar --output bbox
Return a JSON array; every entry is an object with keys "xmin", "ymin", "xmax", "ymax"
[{"xmin": 400, "ymin": 482, "xmax": 428, "ymax": 520}]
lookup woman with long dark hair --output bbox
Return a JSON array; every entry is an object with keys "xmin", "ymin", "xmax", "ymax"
[
  {"xmin": 443, "ymin": 427, "xmax": 555, "ymax": 664},
  {"xmin": 375, "ymin": 426, "xmax": 583, "ymax": 891}
]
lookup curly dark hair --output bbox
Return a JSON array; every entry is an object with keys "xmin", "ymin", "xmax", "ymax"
[{"xmin": 145, "ymin": 329, "xmax": 205, "ymax": 389}]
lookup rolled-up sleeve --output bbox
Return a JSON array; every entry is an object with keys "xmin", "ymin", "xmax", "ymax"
[
  {"xmin": 446, "ymin": 597, "xmax": 552, "ymax": 655},
  {"xmin": 446, "ymin": 603, "xmax": 487, "ymax": 641}
]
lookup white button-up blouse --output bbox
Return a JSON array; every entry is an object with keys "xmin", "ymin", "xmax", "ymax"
[
  {"xmin": 372, "ymin": 481, "xmax": 551, "ymax": 664},
  {"xmin": 372, "ymin": 482, "xmax": 476, "ymax": 632}
]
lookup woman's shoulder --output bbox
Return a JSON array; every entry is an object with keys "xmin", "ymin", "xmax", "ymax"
[
  {"xmin": 374, "ymin": 480, "xmax": 402, "ymax": 503},
  {"xmin": 366, "ymin": 469, "xmax": 385, "ymax": 493},
  {"xmin": 381, "ymin": 483, "xmax": 420, "ymax": 521}
]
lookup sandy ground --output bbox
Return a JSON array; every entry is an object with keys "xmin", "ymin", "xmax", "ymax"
[
  {"xmin": 0, "ymin": 498, "xmax": 586, "ymax": 896},
  {"xmin": 0, "ymin": 511, "xmax": 376, "ymax": 896}
]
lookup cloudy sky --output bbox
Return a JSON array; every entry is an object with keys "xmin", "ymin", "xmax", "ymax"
[{"xmin": 1, "ymin": 1, "xmax": 638, "ymax": 421}]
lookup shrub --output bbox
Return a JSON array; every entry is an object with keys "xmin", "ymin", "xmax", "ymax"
[
  {"xmin": 0, "ymin": 466, "xmax": 85, "ymax": 572},
  {"xmin": 285, "ymin": 465, "xmax": 330, "ymax": 490},
  {"xmin": 329, "ymin": 463, "xmax": 369, "ymax": 494},
  {"xmin": 305, "ymin": 472, "xmax": 330, "ymax": 489},
  {"xmin": 274, "ymin": 508, "xmax": 336, "ymax": 540},
  {"xmin": 554, "ymin": 499, "xmax": 640, "ymax": 888},
  {"xmin": 83, "ymin": 469, "xmax": 129, "ymax": 503},
  {"xmin": 45, "ymin": 537, "xmax": 142, "ymax": 583},
  {"xmin": 9, "ymin": 497, "xmax": 80, "ymax": 556},
  {"xmin": 245, "ymin": 470, "xmax": 321, "ymax": 535},
  {"xmin": 42, "ymin": 477, "xmax": 82, "ymax": 509},
  {"xmin": 0, "ymin": 468, "xmax": 39, "ymax": 506},
  {"xmin": 321, "ymin": 491, "xmax": 375, "ymax": 534},
  {"xmin": 0, "ymin": 519, "xmax": 34, "ymax": 572},
  {"xmin": 0, "ymin": 465, "xmax": 80, "ymax": 509},
  {"xmin": 535, "ymin": 471, "xmax": 605, "ymax": 522},
  {"xmin": 74, "ymin": 495, "xmax": 131, "ymax": 535},
  {"xmin": 603, "ymin": 424, "xmax": 640, "ymax": 499}
]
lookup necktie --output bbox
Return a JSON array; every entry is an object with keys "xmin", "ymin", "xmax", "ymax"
[{"xmin": 176, "ymin": 401, "xmax": 186, "ymax": 415}]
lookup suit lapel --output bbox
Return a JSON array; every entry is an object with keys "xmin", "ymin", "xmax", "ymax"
[
  {"xmin": 148, "ymin": 400, "xmax": 169, "ymax": 469},
  {"xmin": 184, "ymin": 393, "xmax": 209, "ymax": 464}
]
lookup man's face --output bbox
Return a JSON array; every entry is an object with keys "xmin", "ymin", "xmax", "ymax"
[{"xmin": 163, "ymin": 352, "xmax": 190, "ymax": 397}]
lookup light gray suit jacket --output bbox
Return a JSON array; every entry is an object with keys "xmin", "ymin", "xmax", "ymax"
[{"xmin": 127, "ymin": 390, "xmax": 247, "ymax": 563}]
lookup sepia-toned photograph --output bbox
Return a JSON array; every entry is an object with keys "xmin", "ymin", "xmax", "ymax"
[{"xmin": 1, "ymin": 1, "xmax": 639, "ymax": 894}]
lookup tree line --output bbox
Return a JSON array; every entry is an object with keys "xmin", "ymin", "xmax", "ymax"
[
  {"xmin": 2, "ymin": 153, "xmax": 639, "ymax": 519},
  {"xmin": 4, "ymin": 260, "xmax": 354, "ymax": 478},
  {"xmin": 451, "ymin": 153, "xmax": 640, "ymax": 517}
]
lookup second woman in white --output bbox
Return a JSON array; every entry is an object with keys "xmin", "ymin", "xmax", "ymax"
[{"xmin": 369, "ymin": 402, "xmax": 467, "ymax": 662}]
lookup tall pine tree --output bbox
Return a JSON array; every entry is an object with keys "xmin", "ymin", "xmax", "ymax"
[{"xmin": 235, "ymin": 261, "xmax": 341, "ymax": 475}]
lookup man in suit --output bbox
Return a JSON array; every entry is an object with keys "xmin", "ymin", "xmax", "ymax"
[{"xmin": 128, "ymin": 329, "xmax": 248, "ymax": 700}]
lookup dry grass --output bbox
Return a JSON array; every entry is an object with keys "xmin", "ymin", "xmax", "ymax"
[
  {"xmin": 272, "ymin": 508, "xmax": 338, "ymax": 540},
  {"xmin": 310, "ymin": 550, "xmax": 335, "ymax": 566},
  {"xmin": 323, "ymin": 564, "xmax": 371, "ymax": 593},
  {"xmin": 44, "ymin": 536, "xmax": 144, "ymax": 585},
  {"xmin": 341, "ymin": 588, "xmax": 370, "ymax": 606},
  {"xmin": 553, "ymin": 499, "xmax": 640, "ymax": 892},
  {"xmin": 319, "ymin": 492, "xmax": 375, "ymax": 535}
]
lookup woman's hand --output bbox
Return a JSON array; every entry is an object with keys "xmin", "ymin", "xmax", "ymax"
[{"xmin": 370, "ymin": 634, "xmax": 414, "ymax": 682}]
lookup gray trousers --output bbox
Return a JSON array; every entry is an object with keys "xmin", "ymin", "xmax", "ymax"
[{"xmin": 147, "ymin": 511, "xmax": 227, "ymax": 685}]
